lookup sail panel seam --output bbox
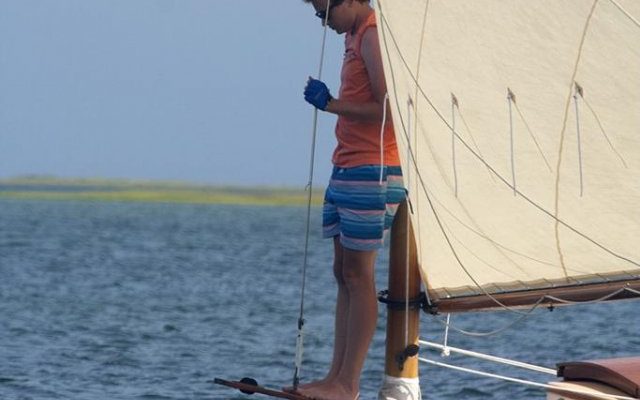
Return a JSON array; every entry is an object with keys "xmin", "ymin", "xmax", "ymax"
[{"xmin": 553, "ymin": 0, "xmax": 599, "ymax": 281}]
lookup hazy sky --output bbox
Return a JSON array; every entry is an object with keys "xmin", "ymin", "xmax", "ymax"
[{"xmin": 0, "ymin": 0, "xmax": 346, "ymax": 187}]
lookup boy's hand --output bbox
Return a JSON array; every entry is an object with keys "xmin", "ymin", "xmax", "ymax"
[{"xmin": 304, "ymin": 77, "xmax": 333, "ymax": 110}]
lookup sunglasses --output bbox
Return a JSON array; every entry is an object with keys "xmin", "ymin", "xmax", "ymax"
[{"xmin": 315, "ymin": 0, "xmax": 345, "ymax": 20}]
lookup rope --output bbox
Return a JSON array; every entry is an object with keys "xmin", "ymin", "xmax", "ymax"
[
  {"xmin": 420, "ymin": 340, "xmax": 556, "ymax": 375},
  {"xmin": 451, "ymin": 95, "xmax": 459, "ymax": 197},
  {"xmin": 431, "ymin": 296, "xmax": 547, "ymax": 336},
  {"xmin": 579, "ymin": 88, "xmax": 628, "ymax": 169},
  {"xmin": 404, "ymin": 192, "xmax": 410, "ymax": 349},
  {"xmin": 403, "ymin": 97, "xmax": 413, "ymax": 349},
  {"xmin": 441, "ymin": 314, "xmax": 451, "ymax": 356},
  {"xmin": 574, "ymin": 85, "xmax": 585, "ymax": 197},
  {"xmin": 418, "ymin": 357, "xmax": 636, "ymax": 400},
  {"xmin": 507, "ymin": 88, "xmax": 517, "ymax": 196},
  {"xmin": 293, "ymin": 0, "xmax": 332, "ymax": 389},
  {"xmin": 544, "ymin": 286, "xmax": 640, "ymax": 305},
  {"xmin": 379, "ymin": 92, "xmax": 389, "ymax": 184},
  {"xmin": 607, "ymin": 0, "xmax": 640, "ymax": 28}
]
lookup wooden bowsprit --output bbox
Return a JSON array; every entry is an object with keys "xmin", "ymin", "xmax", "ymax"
[{"xmin": 213, "ymin": 378, "xmax": 312, "ymax": 400}]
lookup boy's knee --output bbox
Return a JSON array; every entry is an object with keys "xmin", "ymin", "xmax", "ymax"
[{"xmin": 341, "ymin": 265, "xmax": 374, "ymax": 290}]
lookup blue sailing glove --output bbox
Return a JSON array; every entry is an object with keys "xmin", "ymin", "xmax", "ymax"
[{"xmin": 304, "ymin": 77, "xmax": 333, "ymax": 110}]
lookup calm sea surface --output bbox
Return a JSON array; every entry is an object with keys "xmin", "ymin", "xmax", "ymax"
[{"xmin": 1, "ymin": 199, "xmax": 638, "ymax": 400}]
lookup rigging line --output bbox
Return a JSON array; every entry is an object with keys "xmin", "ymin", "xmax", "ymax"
[
  {"xmin": 404, "ymin": 98, "xmax": 412, "ymax": 349},
  {"xmin": 378, "ymin": 93, "xmax": 388, "ymax": 184},
  {"xmin": 376, "ymin": 8, "xmax": 640, "ymax": 271},
  {"xmin": 420, "ymin": 340, "xmax": 556, "ymax": 375},
  {"xmin": 294, "ymin": 0, "xmax": 332, "ymax": 389},
  {"xmin": 508, "ymin": 89, "xmax": 517, "ymax": 196},
  {"xmin": 376, "ymin": 0, "xmax": 431, "ymax": 311},
  {"xmin": 545, "ymin": 286, "xmax": 640, "ymax": 305},
  {"xmin": 411, "ymin": 0, "xmax": 430, "ymax": 292},
  {"xmin": 574, "ymin": 88, "xmax": 585, "ymax": 197},
  {"xmin": 553, "ymin": 0, "xmax": 599, "ymax": 280},
  {"xmin": 579, "ymin": 90, "xmax": 629, "ymax": 169},
  {"xmin": 430, "ymin": 296, "xmax": 547, "ymax": 336},
  {"xmin": 445, "ymin": 222, "xmax": 529, "ymax": 282},
  {"xmin": 513, "ymin": 102, "xmax": 553, "ymax": 173},
  {"xmin": 452, "ymin": 95, "xmax": 459, "ymax": 197},
  {"xmin": 457, "ymin": 104, "xmax": 496, "ymax": 183},
  {"xmin": 430, "ymin": 283, "xmax": 640, "ymax": 337},
  {"xmin": 426, "ymin": 188, "xmax": 560, "ymax": 269},
  {"xmin": 607, "ymin": 0, "xmax": 640, "ymax": 28},
  {"xmin": 418, "ymin": 358, "xmax": 637, "ymax": 400},
  {"xmin": 440, "ymin": 314, "xmax": 451, "ymax": 357}
]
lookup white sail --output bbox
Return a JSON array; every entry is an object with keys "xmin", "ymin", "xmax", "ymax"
[{"xmin": 375, "ymin": 0, "xmax": 640, "ymax": 309}]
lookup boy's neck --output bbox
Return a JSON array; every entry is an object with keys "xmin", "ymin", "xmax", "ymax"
[{"xmin": 351, "ymin": 4, "xmax": 373, "ymax": 35}]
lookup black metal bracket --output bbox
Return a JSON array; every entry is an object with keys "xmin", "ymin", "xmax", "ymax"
[
  {"xmin": 377, "ymin": 290, "xmax": 424, "ymax": 310},
  {"xmin": 395, "ymin": 344, "xmax": 420, "ymax": 371}
]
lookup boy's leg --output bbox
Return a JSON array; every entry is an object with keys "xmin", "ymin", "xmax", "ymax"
[
  {"xmin": 299, "ymin": 246, "xmax": 377, "ymax": 400},
  {"xmin": 326, "ymin": 237, "xmax": 348, "ymax": 381},
  {"xmin": 289, "ymin": 237, "xmax": 347, "ymax": 392},
  {"xmin": 336, "ymin": 247, "xmax": 378, "ymax": 394}
]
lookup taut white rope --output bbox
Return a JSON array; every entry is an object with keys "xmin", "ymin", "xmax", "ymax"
[
  {"xmin": 574, "ymin": 84, "xmax": 584, "ymax": 197},
  {"xmin": 420, "ymin": 340, "xmax": 556, "ymax": 375},
  {"xmin": 379, "ymin": 92, "xmax": 389, "ymax": 184},
  {"xmin": 507, "ymin": 88, "xmax": 517, "ymax": 196},
  {"xmin": 293, "ymin": 0, "xmax": 332, "ymax": 390},
  {"xmin": 440, "ymin": 314, "xmax": 451, "ymax": 357}
]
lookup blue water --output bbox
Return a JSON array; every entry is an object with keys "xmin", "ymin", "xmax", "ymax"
[{"xmin": 1, "ymin": 199, "xmax": 638, "ymax": 400}]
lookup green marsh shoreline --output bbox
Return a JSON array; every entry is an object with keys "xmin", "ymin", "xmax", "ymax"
[{"xmin": 0, "ymin": 177, "xmax": 324, "ymax": 207}]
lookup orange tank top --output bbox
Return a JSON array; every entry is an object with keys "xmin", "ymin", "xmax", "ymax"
[{"xmin": 332, "ymin": 11, "xmax": 400, "ymax": 168}]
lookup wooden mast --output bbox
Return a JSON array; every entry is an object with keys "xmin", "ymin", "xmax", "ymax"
[{"xmin": 383, "ymin": 200, "xmax": 421, "ymax": 381}]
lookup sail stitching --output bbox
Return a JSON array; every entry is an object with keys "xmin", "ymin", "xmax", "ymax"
[{"xmin": 553, "ymin": 0, "xmax": 600, "ymax": 280}]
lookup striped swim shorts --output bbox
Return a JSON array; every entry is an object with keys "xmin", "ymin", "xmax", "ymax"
[{"xmin": 322, "ymin": 165, "xmax": 406, "ymax": 251}]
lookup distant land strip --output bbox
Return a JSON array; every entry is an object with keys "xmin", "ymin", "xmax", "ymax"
[{"xmin": 0, "ymin": 176, "xmax": 324, "ymax": 207}]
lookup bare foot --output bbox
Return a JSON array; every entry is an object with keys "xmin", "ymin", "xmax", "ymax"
[
  {"xmin": 298, "ymin": 382, "xmax": 358, "ymax": 400},
  {"xmin": 283, "ymin": 378, "xmax": 329, "ymax": 394}
]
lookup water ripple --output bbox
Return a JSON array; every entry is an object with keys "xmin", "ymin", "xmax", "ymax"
[{"xmin": 1, "ymin": 200, "xmax": 638, "ymax": 399}]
